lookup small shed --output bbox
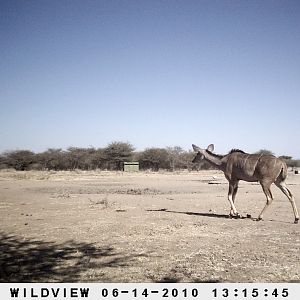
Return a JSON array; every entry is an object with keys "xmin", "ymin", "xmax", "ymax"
[{"xmin": 123, "ymin": 162, "xmax": 139, "ymax": 172}]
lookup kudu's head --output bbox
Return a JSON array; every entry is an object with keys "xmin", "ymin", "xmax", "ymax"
[{"xmin": 192, "ymin": 144, "xmax": 214, "ymax": 163}]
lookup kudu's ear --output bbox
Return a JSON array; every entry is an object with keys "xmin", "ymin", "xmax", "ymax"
[
  {"xmin": 192, "ymin": 144, "xmax": 200, "ymax": 152},
  {"xmin": 207, "ymin": 144, "xmax": 214, "ymax": 152}
]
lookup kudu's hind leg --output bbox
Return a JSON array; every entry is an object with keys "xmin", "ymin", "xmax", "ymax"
[
  {"xmin": 275, "ymin": 180, "xmax": 299, "ymax": 224},
  {"xmin": 257, "ymin": 181, "xmax": 273, "ymax": 221},
  {"xmin": 228, "ymin": 181, "xmax": 240, "ymax": 218}
]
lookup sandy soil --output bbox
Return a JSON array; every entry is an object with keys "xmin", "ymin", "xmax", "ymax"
[{"xmin": 0, "ymin": 170, "xmax": 299, "ymax": 283}]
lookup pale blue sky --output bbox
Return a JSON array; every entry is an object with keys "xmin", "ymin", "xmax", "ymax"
[{"xmin": 1, "ymin": 0, "xmax": 300, "ymax": 158}]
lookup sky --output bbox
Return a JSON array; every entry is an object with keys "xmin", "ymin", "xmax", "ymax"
[{"xmin": 1, "ymin": 0, "xmax": 300, "ymax": 158}]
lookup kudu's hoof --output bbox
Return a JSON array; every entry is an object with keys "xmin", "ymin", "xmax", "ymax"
[
  {"xmin": 294, "ymin": 218, "xmax": 299, "ymax": 224},
  {"xmin": 229, "ymin": 213, "xmax": 241, "ymax": 219},
  {"xmin": 256, "ymin": 217, "xmax": 263, "ymax": 222}
]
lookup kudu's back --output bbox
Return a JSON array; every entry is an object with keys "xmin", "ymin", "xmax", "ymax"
[{"xmin": 225, "ymin": 152, "xmax": 286, "ymax": 183}]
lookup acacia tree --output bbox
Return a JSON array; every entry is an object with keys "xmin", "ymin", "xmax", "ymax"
[
  {"xmin": 3, "ymin": 150, "xmax": 35, "ymax": 171},
  {"xmin": 255, "ymin": 149, "xmax": 274, "ymax": 155},
  {"xmin": 166, "ymin": 146, "xmax": 185, "ymax": 170},
  {"xmin": 103, "ymin": 142, "xmax": 134, "ymax": 170},
  {"xmin": 88, "ymin": 148, "xmax": 106, "ymax": 170},
  {"xmin": 180, "ymin": 150, "xmax": 198, "ymax": 170},
  {"xmin": 0, "ymin": 153, "xmax": 8, "ymax": 169},
  {"xmin": 66, "ymin": 147, "xmax": 100, "ymax": 170},
  {"xmin": 37, "ymin": 149, "xmax": 67, "ymax": 170},
  {"xmin": 138, "ymin": 148, "xmax": 169, "ymax": 171}
]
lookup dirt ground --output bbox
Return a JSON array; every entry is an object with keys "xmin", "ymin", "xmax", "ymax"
[{"xmin": 0, "ymin": 170, "xmax": 299, "ymax": 283}]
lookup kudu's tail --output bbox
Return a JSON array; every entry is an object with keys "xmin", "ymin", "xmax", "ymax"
[{"xmin": 277, "ymin": 161, "xmax": 288, "ymax": 182}]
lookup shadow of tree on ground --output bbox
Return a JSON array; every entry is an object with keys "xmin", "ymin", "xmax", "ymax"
[
  {"xmin": 0, "ymin": 232, "xmax": 141, "ymax": 282},
  {"xmin": 154, "ymin": 275, "xmax": 221, "ymax": 283}
]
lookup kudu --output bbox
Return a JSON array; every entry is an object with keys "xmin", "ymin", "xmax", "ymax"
[{"xmin": 192, "ymin": 144, "xmax": 299, "ymax": 224}]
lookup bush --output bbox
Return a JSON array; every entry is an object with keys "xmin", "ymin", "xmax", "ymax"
[{"xmin": 1, "ymin": 143, "xmax": 297, "ymax": 172}]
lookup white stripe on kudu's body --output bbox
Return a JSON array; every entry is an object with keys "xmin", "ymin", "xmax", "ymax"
[{"xmin": 192, "ymin": 144, "xmax": 299, "ymax": 224}]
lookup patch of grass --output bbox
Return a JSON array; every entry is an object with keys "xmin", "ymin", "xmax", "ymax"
[{"xmin": 89, "ymin": 195, "xmax": 110, "ymax": 209}]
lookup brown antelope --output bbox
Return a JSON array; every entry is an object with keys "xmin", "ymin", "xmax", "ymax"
[{"xmin": 192, "ymin": 144, "xmax": 299, "ymax": 224}]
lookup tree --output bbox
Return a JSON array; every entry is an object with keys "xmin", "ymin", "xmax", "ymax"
[
  {"xmin": 181, "ymin": 150, "xmax": 201, "ymax": 170},
  {"xmin": 37, "ymin": 149, "xmax": 67, "ymax": 170},
  {"xmin": 166, "ymin": 146, "xmax": 185, "ymax": 170},
  {"xmin": 3, "ymin": 150, "xmax": 35, "ymax": 171},
  {"xmin": 90, "ymin": 148, "xmax": 106, "ymax": 170},
  {"xmin": 0, "ymin": 153, "xmax": 8, "ymax": 169},
  {"xmin": 279, "ymin": 155, "xmax": 292, "ymax": 161},
  {"xmin": 66, "ymin": 147, "xmax": 100, "ymax": 170},
  {"xmin": 138, "ymin": 148, "xmax": 169, "ymax": 171},
  {"xmin": 255, "ymin": 149, "xmax": 274, "ymax": 156},
  {"xmin": 103, "ymin": 142, "xmax": 135, "ymax": 170}
]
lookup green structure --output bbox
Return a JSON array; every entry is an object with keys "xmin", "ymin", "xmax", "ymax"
[{"xmin": 123, "ymin": 162, "xmax": 139, "ymax": 172}]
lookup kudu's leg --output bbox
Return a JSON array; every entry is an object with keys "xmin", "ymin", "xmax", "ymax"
[
  {"xmin": 275, "ymin": 180, "xmax": 299, "ymax": 224},
  {"xmin": 228, "ymin": 181, "xmax": 239, "ymax": 218},
  {"xmin": 257, "ymin": 181, "xmax": 273, "ymax": 221}
]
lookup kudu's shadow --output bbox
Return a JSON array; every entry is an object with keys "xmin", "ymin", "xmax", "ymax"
[
  {"xmin": 146, "ymin": 208, "xmax": 246, "ymax": 219},
  {"xmin": 0, "ymin": 232, "xmax": 145, "ymax": 282},
  {"xmin": 146, "ymin": 209, "xmax": 294, "ymax": 223}
]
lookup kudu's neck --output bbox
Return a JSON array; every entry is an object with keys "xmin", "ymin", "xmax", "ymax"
[{"xmin": 203, "ymin": 150, "xmax": 226, "ymax": 171}]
